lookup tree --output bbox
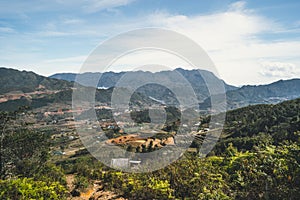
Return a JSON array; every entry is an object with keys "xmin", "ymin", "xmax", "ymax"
[{"xmin": 0, "ymin": 111, "xmax": 51, "ymax": 179}]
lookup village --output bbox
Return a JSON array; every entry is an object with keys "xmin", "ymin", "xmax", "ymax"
[{"xmin": 14, "ymin": 98, "xmax": 218, "ymax": 172}]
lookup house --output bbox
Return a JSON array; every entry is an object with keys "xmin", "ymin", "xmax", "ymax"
[
  {"xmin": 129, "ymin": 160, "xmax": 141, "ymax": 169},
  {"xmin": 111, "ymin": 158, "xmax": 129, "ymax": 169},
  {"xmin": 110, "ymin": 158, "xmax": 142, "ymax": 169}
]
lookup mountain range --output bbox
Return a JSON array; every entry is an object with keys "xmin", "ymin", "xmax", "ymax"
[
  {"xmin": 0, "ymin": 67, "xmax": 299, "ymax": 111},
  {"xmin": 0, "ymin": 67, "xmax": 155, "ymax": 111},
  {"xmin": 51, "ymin": 68, "xmax": 300, "ymax": 110},
  {"xmin": 50, "ymin": 68, "xmax": 237, "ymax": 105}
]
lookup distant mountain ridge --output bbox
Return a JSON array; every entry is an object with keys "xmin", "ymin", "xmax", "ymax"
[
  {"xmin": 50, "ymin": 68, "xmax": 237, "ymax": 105},
  {"xmin": 0, "ymin": 67, "xmax": 72, "ymax": 94},
  {"xmin": 229, "ymin": 78, "xmax": 300, "ymax": 107},
  {"xmin": 200, "ymin": 78, "xmax": 300, "ymax": 110},
  {"xmin": 50, "ymin": 69, "xmax": 237, "ymax": 91},
  {"xmin": 51, "ymin": 68, "xmax": 300, "ymax": 110}
]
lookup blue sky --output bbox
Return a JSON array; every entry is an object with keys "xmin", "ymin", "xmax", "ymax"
[{"xmin": 0, "ymin": 0, "xmax": 300, "ymax": 85}]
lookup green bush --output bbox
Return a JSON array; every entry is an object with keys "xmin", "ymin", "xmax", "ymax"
[{"xmin": 0, "ymin": 178, "xmax": 67, "ymax": 199}]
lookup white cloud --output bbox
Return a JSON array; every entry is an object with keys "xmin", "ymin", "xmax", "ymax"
[
  {"xmin": 260, "ymin": 61, "xmax": 299, "ymax": 78},
  {"xmin": 45, "ymin": 56, "xmax": 87, "ymax": 64},
  {"xmin": 55, "ymin": 0, "xmax": 135, "ymax": 13},
  {"xmin": 39, "ymin": 31, "xmax": 71, "ymax": 37},
  {"xmin": 147, "ymin": 11, "xmax": 272, "ymax": 51},
  {"xmin": 62, "ymin": 19, "xmax": 85, "ymax": 25},
  {"xmin": 229, "ymin": 1, "xmax": 247, "ymax": 11},
  {"xmin": 0, "ymin": 0, "xmax": 135, "ymax": 16},
  {"xmin": 84, "ymin": 0, "xmax": 135, "ymax": 13},
  {"xmin": 139, "ymin": 3, "xmax": 300, "ymax": 85}
]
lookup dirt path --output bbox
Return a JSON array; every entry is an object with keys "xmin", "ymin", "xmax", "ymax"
[
  {"xmin": 66, "ymin": 174, "xmax": 126, "ymax": 200},
  {"xmin": 66, "ymin": 174, "xmax": 75, "ymax": 192}
]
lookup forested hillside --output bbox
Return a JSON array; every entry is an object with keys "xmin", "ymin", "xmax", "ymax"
[
  {"xmin": 0, "ymin": 68, "xmax": 72, "ymax": 94},
  {"xmin": 212, "ymin": 98, "xmax": 300, "ymax": 154}
]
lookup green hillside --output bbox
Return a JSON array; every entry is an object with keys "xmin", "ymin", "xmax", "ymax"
[
  {"xmin": 0, "ymin": 67, "xmax": 73, "ymax": 94},
  {"xmin": 199, "ymin": 98, "xmax": 300, "ymax": 155}
]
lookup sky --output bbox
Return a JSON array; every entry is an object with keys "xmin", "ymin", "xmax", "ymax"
[{"xmin": 0, "ymin": 0, "xmax": 300, "ymax": 86}]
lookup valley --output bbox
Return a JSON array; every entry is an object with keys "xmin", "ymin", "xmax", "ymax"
[{"xmin": 0, "ymin": 67, "xmax": 299, "ymax": 199}]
